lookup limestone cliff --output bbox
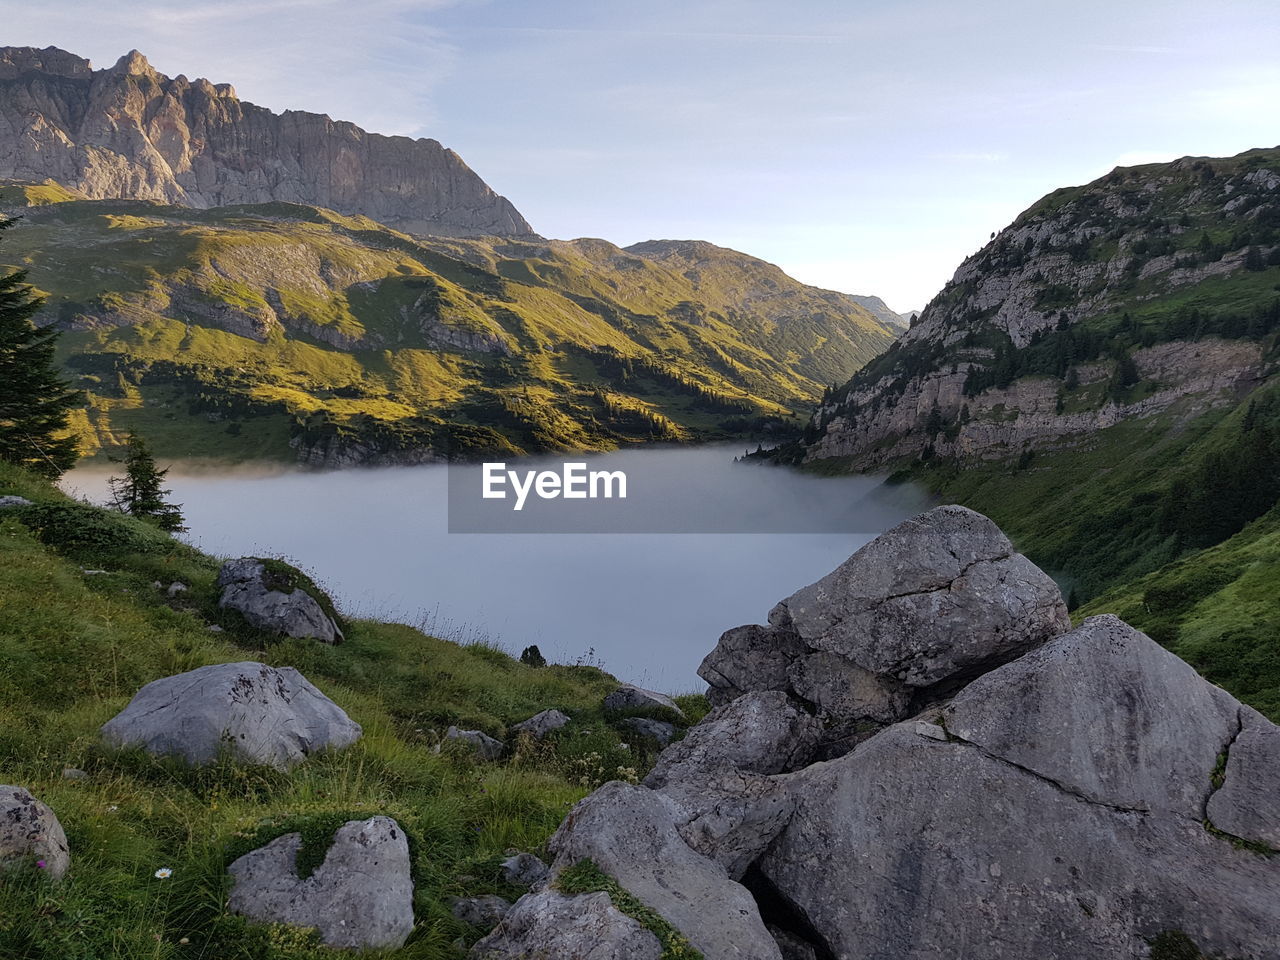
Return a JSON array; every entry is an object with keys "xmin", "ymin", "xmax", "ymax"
[{"xmin": 0, "ymin": 46, "xmax": 533, "ymax": 237}]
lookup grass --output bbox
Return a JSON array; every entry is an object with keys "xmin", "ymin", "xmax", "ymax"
[{"xmin": 0, "ymin": 461, "xmax": 705, "ymax": 959}]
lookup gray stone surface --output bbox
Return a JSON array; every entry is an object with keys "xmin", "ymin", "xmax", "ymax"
[
  {"xmin": 0, "ymin": 785, "xmax": 70, "ymax": 880},
  {"xmin": 769, "ymin": 927, "xmax": 819, "ymax": 960},
  {"xmin": 101, "ymin": 661, "xmax": 361, "ymax": 769},
  {"xmin": 548, "ymin": 782, "xmax": 782, "ymax": 960},
  {"xmin": 228, "ymin": 816, "xmax": 414, "ymax": 949},
  {"xmin": 759, "ymin": 618, "xmax": 1280, "ymax": 960},
  {"xmin": 618, "ymin": 716, "xmax": 677, "ymax": 745},
  {"xmin": 217, "ymin": 559, "xmax": 343, "ymax": 644},
  {"xmin": 510, "ymin": 709, "xmax": 570, "ymax": 740},
  {"xmin": 443, "ymin": 726, "xmax": 505, "ymax": 760},
  {"xmin": 0, "ymin": 495, "xmax": 31, "ymax": 509},
  {"xmin": 1207, "ymin": 708, "xmax": 1280, "ymax": 849},
  {"xmin": 471, "ymin": 890, "xmax": 662, "ymax": 960},
  {"xmin": 604, "ymin": 684, "xmax": 685, "ymax": 719},
  {"xmin": 451, "ymin": 894, "xmax": 512, "ymax": 930},
  {"xmin": 500, "ymin": 852, "xmax": 549, "ymax": 889}
]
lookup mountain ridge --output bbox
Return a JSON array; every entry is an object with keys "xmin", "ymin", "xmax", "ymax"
[{"xmin": 0, "ymin": 46, "xmax": 533, "ymax": 238}]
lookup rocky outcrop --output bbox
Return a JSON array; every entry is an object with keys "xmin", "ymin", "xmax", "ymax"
[
  {"xmin": 478, "ymin": 506, "xmax": 1280, "ymax": 960},
  {"xmin": 0, "ymin": 786, "xmax": 70, "ymax": 880},
  {"xmin": 0, "ymin": 46, "xmax": 533, "ymax": 237},
  {"xmin": 472, "ymin": 890, "xmax": 663, "ymax": 960},
  {"xmin": 509, "ymin": 709, "xmax": 569, "ymax": 740},
  {"xmin": 227, "ymin": 816, "xmax": 414, "ymax": 949},
  {"xmin": 217, "ymin": 559, "xmax": 344, "ymax": 644},
  {"xmin": 101, "ymin": 661, "xmax": 361, "ymax": 769},
  {"xmin": 604, "ymin": 684, "xmax": 685, "ymax": 719},
  {"xmin": 618, "ymin": 716, "xmax": 677, "ymax": 745}
]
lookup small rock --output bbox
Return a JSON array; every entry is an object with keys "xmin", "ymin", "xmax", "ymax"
[
  {"xmin": 500, "ymin": 852, "xmax": 549, "ymax": 888},
  {"xmin": 166, "ymin": 581, "xmax": 188, "ymax": 597},
  {"xmin": 228, "ymin": 816, "xmax": 414, "ymax": 949},
  {"xmin": 61, "ymin": 768, "xmax": 88, "ymax": 781},
  {"xmin": 216, "ymin": 558, "xmax": 343, "ymax": 644},
  {"xmin": 0, "ymin": 785, "xmax": 70, "ymax": 880},
  {"xmin": 471, "ymin": 890, "xmax": 662, "ymax": 959},
  {"xmin": 604, "ymin": 684, "xmax": 685, "ymax": 719},
  {"xmin": 619, "ymin": 716, "xmax": 677, "ymax": 745},
  {"xmin": 101, "ymin": 661, "xmax": 361, "ymax": 769},
  {"xmin": 443, "ymin": 726, "xmax": 505, "ymax": 760},
  {"xmin": 510, "ymin": 709, "xmax": 570, "ymax": 740},
  {"xmin": 451, "ymin": 893, "xmax": 511, "ymax": 930},
  {"xmin": 207, "ymin": 624, "xmax": 224, "ymax": 633},
  {"xmin": 0, "ymin": 495, "xmax": 32, "ymax": 509},
  {"xmin": 80, "ymin": 568, "xmax": 109, "ymax": 575}
]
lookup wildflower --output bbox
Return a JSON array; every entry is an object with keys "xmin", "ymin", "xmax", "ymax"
[
  {"xmin": 35, "ymin": 860, "xmax": 46, "ymax": 869},
  {"xmin": 107, "ymin": 805, "xmax": 119, "ymax": 813},
  {"xmin": 154, "ymin": 867, "xmax": 173, "ymax": 880}
]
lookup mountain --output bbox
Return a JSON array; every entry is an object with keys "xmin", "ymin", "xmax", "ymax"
[
  {"xmin": 847, "ymin": 293, "xmax": 912, "ymax": 332},
  {"xmin": 0, "ymin": 190, "xmax": 897, "ymax": 464},
  {"xmin": 0, "ymin": 46, "xmax": 532, "ymax": 238},
  {"xmin": 787, "ymin": 147, "xmax": 1280, "ymax": 690}
]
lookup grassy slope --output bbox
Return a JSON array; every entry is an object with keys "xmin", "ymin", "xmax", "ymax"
[
  {"xmin": 0, "ymin": 462, "xmax": 706, "ymax": 960},
  {"xmin": 0, "ymin": 191, "xmax": 895, "ymax": 463}
]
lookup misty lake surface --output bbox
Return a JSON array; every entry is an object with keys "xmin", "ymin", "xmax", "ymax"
[{"xmin": 64, "ymin": 446, "xmax": 929, "ymax": 690}]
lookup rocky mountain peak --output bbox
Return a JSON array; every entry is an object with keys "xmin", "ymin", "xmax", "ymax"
[{"xmin": 0, "ymin": 45, "xmax": 534, "ymax": 238}]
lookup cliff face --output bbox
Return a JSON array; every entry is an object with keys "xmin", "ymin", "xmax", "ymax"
[
  {"xmin": 0, "ymin": 46, "xmax": 533, "ymax": 238},
  {"xmin": 804, "ymin": 148, "xmax": 1280, "ymax": 467}
]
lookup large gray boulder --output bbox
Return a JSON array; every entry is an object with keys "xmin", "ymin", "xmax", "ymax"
[
  {"xmin": 618, "ymin": 716, "xmax": 677, "ymax": 745},
  {"xmin": 604, "ymin": 684, "xmax": 685, "ymax": 720},
  {"xmin": 758, "ymin": 616, "xmax": 1280, "ymax": 960},
  {"xmin": 699, "ymin": 505, "xmax": 1070, "ymax": 754},
  {"xmin": 471, "ymin": 890, "xmax": 662, "ymax": 960},
  {"xmin": 101, "ymin": 661, "xmax": 361, "ymax": 769},
  {"xmin": 510, "ymin": 709, "xmax": 570, "ymax": 740},
  {"xmin": 217, "ymin": 558, "xmax": 344, "ymax": 644},
  {"xmin": 0, "ymin": 786, "xmax": 70, "ymax": 880},
  {"xmin": 547, "ymin": 782, "xmax": 782, "ymax": 960},
  {"xmin": 228, "ymin": 816, "xmax": 414, "ymax": 950},
  {"xmin": 442, "ymin": 726, "xmax": 505, "ymax": 760}
]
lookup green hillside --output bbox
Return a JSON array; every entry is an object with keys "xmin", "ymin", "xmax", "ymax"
[
  {"xmin": 0, "ymin": 461, "xmax": 707, "ymax": 959},
  {"xmin": 0, "ymin": 184, "xmax": 896, "ymax": 465}
]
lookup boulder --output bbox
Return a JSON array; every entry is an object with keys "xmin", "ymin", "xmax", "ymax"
[
  {"xmin": 0, "ymin": 786, "xmax": 70, "ymax": 880},
  {"xmin": 698, "ymin": 505, "xmax": 1070, "ymax": 752},
  {"xmin": 61, "ymin": 768, "xmax": 88, "ymax": 781},
  {"xmin": 604, "ymin": 684, "xmax": 685, "ymax": 720},
  {"xmin": 548, "ymin": 782, "xmax": 782, "ymax": 960},
  {"xmin": 500, "ymin": 852, "xmax": 549, "ymax": 889},
  {"xmin": 442, "ymin": 726, "xmax": 505, "ymax": 760},
  {"xmin": 217, "ymin": 558, "xmax": 343, "ymax": 644},
  {"xmin": 451, "ymin": 894, "xmax": 512, "ymax": 930},
  {"xmin": 101, "ymin": 661, "xmax": 361, "ymax": 769},
  {"xmin": 228, "ymin": 816, "xmax": 414, "ymax": 950},
  {"xmin": 758, "ymin": 617, "xmax": 1280, "ymax": 960},
  {"xmin": 618, "ymin": 716, "xmax": 677, "ymax": 745},
  {"xmin": 509, "ymin": 709, "xmax": 569, "ymax": 740},
  {"xmin": 0, "ymin": 495, "xmax": 32, "ymax": 509},
  {"xmin": 471, "ymin": 890, "xmax": 662, "ymax": 960},
  {"xmin": 1206, "ymin": 711, "xmax": 1280, "ymax": 849}
]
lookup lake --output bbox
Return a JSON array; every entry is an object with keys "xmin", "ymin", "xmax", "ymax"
[{"xmin": 63, "ymin": 446, "xmax": 930, "ymax": 690}]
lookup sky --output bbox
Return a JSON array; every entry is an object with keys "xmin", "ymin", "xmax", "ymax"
[{"xmin": 4, "ymin": 0, "xmax": 1279, "ymax": 311}]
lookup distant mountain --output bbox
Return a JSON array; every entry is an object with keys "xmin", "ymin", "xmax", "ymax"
[
  {"xmin": 0, "ymin": 46, "xmax": 532, "ymax": 237},
  {"xmin": 0, "ymin": 191, "xmax": 896, "ymax": 464},
  {"xmin": 846, "ymin": 294, "xmax": 912, "ymax": 332}
]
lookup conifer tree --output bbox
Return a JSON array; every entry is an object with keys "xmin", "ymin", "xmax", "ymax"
[
  {"xmin": 0, "ymin": 217, "xmax": 81, "ymax": 478},
  {"xmin": 109, "ymin": 433, "xmax": 185, "ymax": 532}
]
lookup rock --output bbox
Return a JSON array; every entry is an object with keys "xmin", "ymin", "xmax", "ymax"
[
  {"xmin": 61, "ymin": 768, "xmax": 88, "ymax": 781},
  {"xmin": 451, "ymin": 894, "xmax": 512, "ymax": 930},
  {"xmin": 0, "ymin": 786, "xmax": 70, "ymax": 880},
  {"xmin": 0, "ymin": 47, "xmax": 534, "ymax": 238},
  {"xmin": 510, "ymin": 709, "xmax": 569, "ymax": 740},
  {"xmin": 604, "ymin": 684, "xmax": 685, "ymax": 719},
  {"xmin": 166, "ymin": 581, "xmax": 188, "ymax": 597},
  {"xmin": 698, "ymin": 505, "xmax": 1069, "ymax": 754},
  {"xmin": 228, "ymin": 816, "xmax": 414, "ymax": 950},
  {"xmin": 207, "ymin": 624, "xmax": 224, "ymax": 633},
  {"xmin": 101, "ymin": 661, "xmax": 361, "ymax": 769},
  {"xmin": 441, "ymin": 726, "xmax": 505, "ymax": 760},
  {"xmin": 758, "ymin": 616, "xmax": 1280, "ymax": 960},
  {"xmin": 548, "ymin": 782, "xmax": 782, "ymax": 960},
  {"xmin": 500, "ymin": 852, "xmax": 549, "ymax": 889},
  {"xmin": 0, "ymin": 495, "xmax": 32, "ymax": 509},
  {"xmin": 1206, "ymin": 710, "xmax": 1280, "ymax": 849},
  {"xmin": 644, "ymin": 692, "xmax": 820, "ymax": 878},
  {"xmin": 216, "ymin": 559, "xmax": 343, "ymax": 644},
  {"xmin": 618, "ymin": 716, "xmax": 677, "ymax": 745},
  {"xmin": 768, "ymin": 926, "xmax": 819, "ymax": 960},
  {"xmin": 471, "ymin": 890, "xmax": 662, "ymax": 960}
]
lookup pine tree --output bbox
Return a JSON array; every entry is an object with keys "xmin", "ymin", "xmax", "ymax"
[
  {"xmin": 109, "ymin": 433, "xmax": 185, "ymax": 532},
  {"xmin": 0, "ymin": 218, "xmax": 81, "ymax": 478}
]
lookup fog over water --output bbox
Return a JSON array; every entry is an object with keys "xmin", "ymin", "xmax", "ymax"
[{"xmin": 64, "ymin": 446, "xmax": 930, "ymax": 690}]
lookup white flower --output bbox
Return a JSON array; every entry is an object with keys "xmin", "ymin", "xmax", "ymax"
[
  {"xmin": 107, "ymin": 805, "xmax": 119, "ymax": 813},
  {"xmin": 154, "ymin": 867, "xmax": 173, "ymax": 880}
]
